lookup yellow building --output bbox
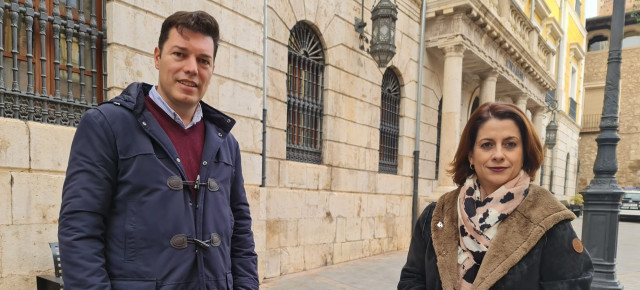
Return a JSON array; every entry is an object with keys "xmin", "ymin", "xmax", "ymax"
[{"xmin": 531, "ymin": 0, "xmax": 587, "ymax": 197}]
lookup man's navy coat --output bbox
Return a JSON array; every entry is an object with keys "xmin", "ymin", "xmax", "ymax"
[{"xmin": 58, "ymin": 82, "xmax": 258, "ymax": 289}]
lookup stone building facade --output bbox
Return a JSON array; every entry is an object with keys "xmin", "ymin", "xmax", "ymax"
[
  {"xmin": 534, "ymin": 0, "xmax": 586, "ymax": 199},
  {"xmin": 0, "ymin": 0, "xmax": 583, "ymax": 288},
  {"xmin": 579, "ymin": 11, "xmax": 640, "ymax": 191}
]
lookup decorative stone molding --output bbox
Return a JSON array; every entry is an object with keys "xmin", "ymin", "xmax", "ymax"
[
  {"xmin": 570, "ymin": 42, "xmax": 586, "ymax": 61},
  {"xmin": 429, "ymin": 0, "xmax": 555, "ymax": 90},
  {"xmin": 534, "ymin": 0, "xmax": 552, "ymax": 19},
  {"xmin": 544, "ymin": 17, "xmax": 563, "ymax": 43},
  {"xmin": 441, "ymin": 44, "xmax": 467, "ymax": 57}
]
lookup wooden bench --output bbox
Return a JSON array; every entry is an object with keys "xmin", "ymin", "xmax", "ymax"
[{"xmin": 36, "ymin": 242, "xmax": 64, "ymax": 290}]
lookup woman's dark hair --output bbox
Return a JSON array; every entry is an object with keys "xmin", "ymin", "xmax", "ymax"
[
  {"xmin": 158, "ymin": 11, "xmax": 220, "ymax": 59},
  {"xmin": 447, "ymin": 102, "xmax": 544, "ymax": 186}
]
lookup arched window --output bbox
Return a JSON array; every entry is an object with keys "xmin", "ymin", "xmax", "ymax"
[
  {"xmin": 286, "ymin": 22, "xmax": 324, "ymax": 164},
  {"xmin": 470, "ymin": 96, "xmax": 479, "ymax": 116},
  {"xmin": 379, "ymin": 69, "xmax": 401, "ymax": 174},
  {"xmin": 588, "ymin": 35, "xmax": 608, "ymax": 51},
  {"xmin": 435, "ymin": 99, "xmax": 443, "ymax": 179},
  {"xmin": 564, "ymin": 153, "xmax": 570, "ymax": 195},
  {"xmin": 622, "ymin": 31, "xmax": 640, "ymax": 48}
]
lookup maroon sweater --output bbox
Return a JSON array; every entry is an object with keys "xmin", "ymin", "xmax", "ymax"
[{"xmin": 146, "ymin": 96, "xmax": 204, "ymax": 197}]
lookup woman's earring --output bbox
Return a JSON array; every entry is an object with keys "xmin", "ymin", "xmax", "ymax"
[{"xmin": 470, "ymin": 164, "xmax": 475, "ymax": 171}]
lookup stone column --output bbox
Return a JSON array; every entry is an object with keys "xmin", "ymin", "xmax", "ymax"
[
  {"xmin": 437, "ymin": 44, "xmax": 466, "ymax": 192},
  {"xmin": 479, "ymin": 70, "xmax": 499, "ymax": 105},
  {"xmin": 531, "ymin": 106, "xmax": 547, "ymax": 184},
  {"xmin": 515, "ymin": 94, "xmax": 528, "ymax": 114}
]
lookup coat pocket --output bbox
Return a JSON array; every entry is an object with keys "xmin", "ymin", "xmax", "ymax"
[
  {"xmin": 111, "ymin": 278, "xmax": 156, "ymax": 290},
  {"xmin": 226, "ymin": 272, "xmax": 233, "ymax": 289},
  {"xmin": 124, "ymin": 199, "xmax": 138, "ymax": 261}
]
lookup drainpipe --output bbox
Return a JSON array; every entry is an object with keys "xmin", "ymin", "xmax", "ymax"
[
  {"xmin": 551, "ymin": 0, "xmax": 567, "ymax": 194},
  {"xmin": 530, "ymin": 0, "xmax": 536, "ymax": 22},
  {"xmin": 412, "ymin": 0, "xmax": 427, "ymax": 228},
  {"xmin": 261, "ymin": 0, "xmax": 268, "ymax": 187}
]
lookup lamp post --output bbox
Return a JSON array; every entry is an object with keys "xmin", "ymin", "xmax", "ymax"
[
  {"xmin": 355, "ymin": 0, "xmax": 398, "ymax": 67},
  {"xmin": 545, "ymin": 103, "xmax": 558, "ymax": 194},
  {"xmin": 581, "ymin": 0, "xmax": 625, "ymax": 289}
]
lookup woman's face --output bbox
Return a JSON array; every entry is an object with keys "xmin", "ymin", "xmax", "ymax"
[{"xmin": 468, "ymin": 118, "xmax": 524, "ymax": 195}]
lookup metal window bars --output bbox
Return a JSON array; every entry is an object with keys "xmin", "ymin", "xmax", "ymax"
[
  {"xmin": 569, "ymin": 97, "xmax": 577, "ymax": 121},
  {"xmin": 286, "ymin": 22, "xmax": 324, "ymax": 164},
  {"xmin": 0, "ymin": 0, "xmax": 106, "ymax": 127},
  {"xmin": 379, "ymin": 68, "xmax": 400, "ymax": 174}
]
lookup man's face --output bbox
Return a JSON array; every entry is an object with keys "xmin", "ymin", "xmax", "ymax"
[{"xmin": 154, "ymin": 27, "xmax": 215, "ymax": 115}]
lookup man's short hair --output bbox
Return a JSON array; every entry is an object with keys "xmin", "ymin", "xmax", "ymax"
[{"xmin": 158, "ymin": 11, "xmax": 220, "ymax": 59}]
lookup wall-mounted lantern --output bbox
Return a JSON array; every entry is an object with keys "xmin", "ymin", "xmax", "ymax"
[{"xmin": 355, "ymin": 0, "xmax": 398, "ymax": 68}]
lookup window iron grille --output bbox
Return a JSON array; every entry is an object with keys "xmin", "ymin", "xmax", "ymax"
[
  {"xmin": 545, "ymin": 90, "xmax": 555, "ymax": 107},
  {"xmin": 286, "ymin": 22, "xmax": 324, "ymax": 164},
  {"xmin": 379, "ymin": 69, "xmax": 400, "ymax": 174},
  {"xmin": 569, "ymin": 98, "xmax": 577, "ymax": 121},
  {"xmin": 0, "ymin": 0, "xmax": 106, "ymax": 127}
]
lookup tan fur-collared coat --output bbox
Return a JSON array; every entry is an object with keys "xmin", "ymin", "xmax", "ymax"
[{"xmin": 398, "ymin": 184, "xmax": 593, "ymax": 290}]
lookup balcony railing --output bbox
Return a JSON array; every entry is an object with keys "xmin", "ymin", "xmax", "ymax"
[
  {"xmin": 0, "ymin": 0, "xmax": 106, "ymax": 127},
  {"xmin": 581, "ymin": 114, "xmax": 601, "ymax": 132}
]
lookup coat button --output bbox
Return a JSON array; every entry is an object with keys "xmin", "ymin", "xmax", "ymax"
[
  {"xmin": 226, "ymin": 119, "xmax": 231, "ymax": 123},
  {"xmin": 217, "ymin": 133, "xmax": 223, "ymax": 137},
  {"xmin": 202, "ymin": 161, "xmax": 208, "ymax": 166},
  {"xmin": 166, "ymin": 176, "xmax": 183, "ymax": 190},
  {"xmin": 142, "ymin": 121, "xmax": 147, "ymax": 126},
  {"xmin": 208, "ymin": 178, "xmax": 220, "ymax": 192},
  {"xmin": 176, "ymin": 158, "xmax": 181, "ymax": 163},
  {"xmin": 170, "ymin": 234, "xmax": 188, "ymax": 249},
  {"xmin": 210, "ymin": 233, "xmax": 221, "ymax": 247}
]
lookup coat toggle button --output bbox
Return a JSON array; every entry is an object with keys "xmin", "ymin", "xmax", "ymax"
[
  {"xmin": 167, "ymin": 176, "xmax": 183, "ymax": 190},
  {"xmin": 208, "ymin": 178, "xmax": 220, "ymax": 191}
]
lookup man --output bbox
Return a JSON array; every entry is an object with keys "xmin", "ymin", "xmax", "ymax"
[{"xmin": 58, "ymin": 11, "xmax": 259, "ymax": 289}]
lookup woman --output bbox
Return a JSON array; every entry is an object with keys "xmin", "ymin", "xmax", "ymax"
[{"xmin": 398, "ymin": 102, "xmax": 593, "ymax": 289}]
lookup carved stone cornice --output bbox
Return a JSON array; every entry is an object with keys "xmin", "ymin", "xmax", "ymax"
[{"xmin": 425, "ymin": 0, "xmax": 557, "ymax": 92}]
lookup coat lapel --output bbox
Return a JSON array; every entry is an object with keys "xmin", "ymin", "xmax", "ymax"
[
  {"xmin": 431, "ymin": 189, "xmax": 462, "ymax": 290},
  {"xmin": 472, "ymin": 185, "xmax": 576, "ymax": 290},
  {"xmin": 201, "ymin": 120, "xmax": 224, "ymax": 166}
]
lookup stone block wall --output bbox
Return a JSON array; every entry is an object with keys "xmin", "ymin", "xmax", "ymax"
[
  {"xmin": 258, "ymin": 0, "xmax": 434, "ymax": 278},
  {"xmin": 579, "ymin": 42, "xmax": 640, "ymax": 191},
  {"xmin": 0, "ymin": 0, "xmax": 441, "ymax": 288},
  {"xmin": 0, "ymin": 119, "xmax": 75, "ymax": 289}
]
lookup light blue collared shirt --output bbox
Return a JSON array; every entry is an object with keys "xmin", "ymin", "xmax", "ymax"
[{"xmin": 149, "ymin": 86, "xmax": 203, "ymax": 129}]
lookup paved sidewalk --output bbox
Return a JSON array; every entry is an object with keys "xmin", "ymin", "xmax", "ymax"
[
  {"xmin": 261, "ymin": 251, "xmax": 407, "ymax": 289},
  {"xmin": 260, "ymin": 218, "xmax": 640, "ymax": 289}
]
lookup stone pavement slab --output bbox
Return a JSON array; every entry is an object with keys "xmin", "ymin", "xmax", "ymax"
[
  {"xmin": 261, "ymin": 251, "xmax": 407, "ymax": 289},
  {"xmin": 261, "ymin": 218, "xmax": 640, "ymax": 289}
]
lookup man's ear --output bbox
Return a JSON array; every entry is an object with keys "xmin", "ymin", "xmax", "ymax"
[{"xmin": 154, "ymin": 47, "xmax": 161, "ymax": 69}]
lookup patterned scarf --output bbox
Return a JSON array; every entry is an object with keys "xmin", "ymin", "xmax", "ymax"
[{"xmin": 456, "ymin": 170, "xmax": 530, "ymax": 290}]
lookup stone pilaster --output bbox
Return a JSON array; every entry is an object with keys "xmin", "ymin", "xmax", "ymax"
[
  {"xmin": 479, "ymin": 70, "xmax": 499, "ymax": 105},
  {"xmin": 436, "ymin": 44, "xmax": 466, "ymax": 192}
]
